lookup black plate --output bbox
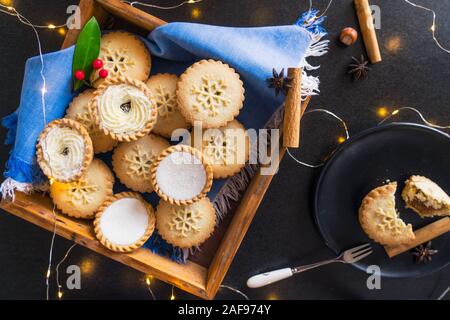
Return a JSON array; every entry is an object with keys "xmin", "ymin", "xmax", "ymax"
[{"xmin": 314, "ymin": 123, "xmax": 450, "ymax": 278}]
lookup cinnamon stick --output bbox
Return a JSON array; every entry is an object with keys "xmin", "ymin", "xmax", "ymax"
[
  {"xmin": 384, "ymin": 217, "xmax": 450, "ymax": 258},
  {"xmin": 354, "ymin": 0, "xmax": 382, "ymax": 63},
  {"xmin": 283, "ymin": 68, "xmax": 302, "ymax": 148}
]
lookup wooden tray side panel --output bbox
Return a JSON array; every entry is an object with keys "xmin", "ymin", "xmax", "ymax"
[
  {"xmin": 0, "ymin": 192, "xmax": 209, "ymax": 298},
  {"xmin": 62, "ymin": 0, "xmax": 109, "ymax": 49},
  {"xmin": 96, "ymin": 0, "xmax": 166, "ymax": 30}
]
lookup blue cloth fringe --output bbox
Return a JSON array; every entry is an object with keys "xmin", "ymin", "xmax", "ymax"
[
  {"xmin": 2, "ymin": 112, "xmax": 18, "ymax": 145},
  {"xmin": 295, "ymin": 9, "xmax": 327, "ymax": 36},
  {"xmin": 3, "ymin": 154, "xmax": 45, "ymax": 184},
  {"xmin": 144, "ymin": 233, "xmax": 185, "ymax": 263}
]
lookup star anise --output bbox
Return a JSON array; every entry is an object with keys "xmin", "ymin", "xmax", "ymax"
[
  {"xmin": 348, "ymin": 55, "xmax": 371, "ymax": 80},
  {"xmin": 412, "ymin": 241, "xmax": 438, "ymax": 264},
  {"xmin": 267, "ymin": 68, "xmax": 293, "ymax": 96}
]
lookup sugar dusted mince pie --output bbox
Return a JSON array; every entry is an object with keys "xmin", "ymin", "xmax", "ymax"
[
  {"xmin": 90, "ymin": 76, "xmax": 158, "ymax": 141},
  {"xmin": 156, "ymin": 198, "xmax": 216, "ymax": 248},
  {"xmin": 146, "ymin": 73, "xmax": 189, "ymax": 138},
  {"xmin": 177, "ymin": 59, "xmax": 245, "ymax": 128},
  {"xmin": 112, "ymin": 134, "xmax": 170, "ymax": 193},
  {"xmin": 50, "ymin": 159, "xmax": 114, "ymax": 219},
  {"xmin": 151, "ymin": 145, "xmax": 213, "ymax": 205},
  {"xmin": 402, "ymin": 175, "xmax": 450, "ymax": 217},
  {"xmin": 94, "ymin": 192, "xmax": 155, "ymax": 252},
  {"xmin": 192, "ymin": 119, "xmax": 249, "ymax": 178},
  {"xmin": 359, "ymin": 182, "xmax": 415, "ymax": 246},
  {"xmin": 90, "ymin": 31, "xmax": 151, "ymax": 88},
  {"xmin": 66, "ymin": 89, "xmax": 118, "ymax": 153},
  {"xmin": 36, "ymin": 118, "xmax": 93, "ymax": 183}
]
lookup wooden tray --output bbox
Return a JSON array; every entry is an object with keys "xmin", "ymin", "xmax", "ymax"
[{"xmin": 0, "ymin": 0, "xmax": 286, "ymax": 299}]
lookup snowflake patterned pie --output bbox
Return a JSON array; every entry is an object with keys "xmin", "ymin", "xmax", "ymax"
[
  {"xmin": 94, "ymin": 192, "xmax": 155, "ymax": 252},
  {"xmin": 151, "ymin": 145, "xmax": 213, "ymax": 205},
  {"xmin": 90, "ymin": 31, "xmax": 151, "ymax": 88},
  {"xmin": 90, "ymin": 76, "xmax": 158, "ymax": 141},
  {"xmin": 192, "ymin": 119, "xmax": 249, "ymax": 179},
  {"xmin": 402, "ymin": 175, "xmax": 450, "ymax": 217},
  {"xmin": 112, "ymin": 134, "xmax": 170, "ymax": 193},
  {"xmin": 146, "ymin": 74, "xmax": 189, "ymax": 138},
  {"xmin": 359, "ymin": 182, "xmax": 415, "ymax": 246},
  {"xmin": 66, "ymin": 90, "xmax": 118, "ymax": 153},
  {"xmin": 177, "ymin": 59, "xmax": 245, "ymax": 128},
  {"xmin": 50, "ymin": 159, "xmax": 114, "ymax": 219},
  {"xmin": 156, "ymin": 198, "xmax": 216, "ymax": 248},
  {"xmin": 36, "ymin": 118, "xmax": 93, "ymax": 183}
]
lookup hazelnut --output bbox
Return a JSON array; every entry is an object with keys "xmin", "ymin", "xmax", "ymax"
[{"xmin": 339, "ymin": 27, "xmax": 358, "ymax": 46}]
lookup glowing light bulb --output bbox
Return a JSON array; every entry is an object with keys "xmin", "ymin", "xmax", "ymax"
[
  {"xmin": 392, "ymin": 109, "xmax": 399, "ymax": 115},
  {"xmin": 170, "ymin": 294, "xmax": 175, "ymax": 300},
  {"xmin": 58, "ymin": 290, "xmax": 63, "ymax": 299},
  {"xmin": 48, "ymin": 24, "xmax": 56, "ymax": 29},
  {"xmin": 377, "ymin": 107, "xmax": 389, "ymax": 118},
  {"xmin": 41, "ymin": 86, "xmax": 47, "ymax": 94},
  {"xmin": 58, "ymin": 28, "xmax": 66, "ymax": 36},
  {"xmin": 0, "ymin": 0, "xmax": 13, "ymax": 7},
  {"xmin": 46, "ymin": 269, "xmax": 51, "ymax": 278},
  {"xmin": 266, "ymin": 293, "xmax": 279, "ymax": 300},
  {"xmin": 337, "ymin": 136, "xmax": 346, "ymax": 144},
  {"xmin": 191, "ymin": 8, "xmax": 201, "ymax": 19},
  {"xmin": 431, "ymin": 25, "xmax": 435, "ymax": 32}
]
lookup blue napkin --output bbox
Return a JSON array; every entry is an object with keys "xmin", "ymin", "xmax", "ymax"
[
  {"xmin": 2, "ymin": 46, "xmax": 75, "ymax": 190},
  {"xmin": 1, "ymin": 18, "xmax": 327, "ymax": 261},
  {"xmin": 2, "ymin": 21, "xmax": 323, "ymax": 193}
]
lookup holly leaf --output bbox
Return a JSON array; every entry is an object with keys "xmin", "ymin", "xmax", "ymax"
[{"xmin": 72, "ymin": 17, "xmax": 101, "ymax": 91}]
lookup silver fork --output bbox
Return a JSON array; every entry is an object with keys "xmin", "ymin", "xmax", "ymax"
[{"xmin": 247, "ymin": 243, "xmax": 372, "ymax": 288}]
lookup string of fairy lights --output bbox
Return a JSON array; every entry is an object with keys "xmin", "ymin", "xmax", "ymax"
[
  {"xmin": 123, "ymin": 0, "xmax": 202, "ymax": 10},
  {"xmin": 0, "ymin": 0, "xmax": 449, "ymax": 300},
  {"xmin": 286, "ymin": 108, "xmax": 349, "ymax": 168},
  {"xmin": 403, "ymin": 0, "xmax": 450, "ymax": 54},
  {"xmin": 56, "ymin": 243, "xmax": 77, "ymax": 300}
]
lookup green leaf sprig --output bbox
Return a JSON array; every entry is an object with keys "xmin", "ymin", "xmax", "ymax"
[{"xmin": 72, "ymin": 17, "xmax": 101, "ymax": 91}]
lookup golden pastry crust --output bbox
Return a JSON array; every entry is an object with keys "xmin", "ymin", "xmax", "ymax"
[
  {"xmin": 94, "ymin": 192, "xmax": 156, "ymax": 253},
  {"xmin": 402, "ymin": 175, "xmax": 450, "ymax": 217},
  {"xmin": 90, "ymin": 31, "xmax": 151, "ymax": 88},
  {"xmin": 191, "ymin": 119, "xmax": 249, "ymax": 178},
  {"xmin": 112, "ymin": 134, "xmax": 170, "ymax": 193},
  {"xmin": 90, "ymin": 76, "xmax": 158, "ymax": 142},
  {"xmin": 146, "ymin": 73, "xmax": 190, "ymax": 138},
  {"xmin": 36, "ymin": 118, "xmax": 93, "ymax": 183},
  {"xmin": 177, "ymin": 59, "xmax": 245, "ymax": 129},
  {"xmin": 150, "ymin": 145, "xmax": 213, "ymax": 206},
  {"xmin": 50, "ymin": 159, "xmax": 114, "ymax": 219},
  {"xmin": 359, "ymin": 182, "xmax": 415, "ymax": 246},
  {"xmin": 66, "ymin": 89, "xmax": 118, "ymax": 153},
  {"xmin": 156, "ymin": 198, "xmax": 216, "ymax": 248}
]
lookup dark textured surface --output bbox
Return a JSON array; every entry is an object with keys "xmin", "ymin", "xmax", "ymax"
[{"xmin": 0, "ymin": 0, "xmax": 449, "ymax": 300}]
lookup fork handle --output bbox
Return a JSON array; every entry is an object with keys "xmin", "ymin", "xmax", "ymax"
[
  {"xmin": 292, "ymin": 258, "xmax": 338, "ymax": 274},
  {"xmin": 247, "ymin": 268, "xmax": 293, "ymax": 288}
]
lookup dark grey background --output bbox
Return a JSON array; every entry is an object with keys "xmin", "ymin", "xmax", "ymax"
[{"xmin": 0, "ymin": 0, "xmax": 449, "ymax": 300}]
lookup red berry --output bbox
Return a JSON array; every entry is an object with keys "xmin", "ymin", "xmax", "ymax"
[
  {"xmin": 92, "ymin": 59, "xmax": 103, "ymax": 70},
  {"xmin": 99, "ymin": 69, "xmax": 109, "ymax": 79},
  {"xmin": 74, "ymin": 70, "xmax": 85, "ymax": 81}
]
